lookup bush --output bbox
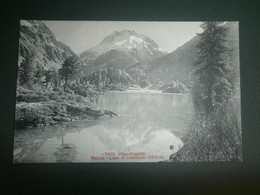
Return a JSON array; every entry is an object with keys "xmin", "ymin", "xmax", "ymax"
[
  {"xmin": 106, "ymin": 83, "xmax": 125, "ymax": 91},
  {"xmin": 53, "ymin": 86, "xmax": 63, "ymax": 93},
  {"xmin": 171, "ymin": 94, "xmax": 242, "ymax": 161},
  {"xmin": 152, "ymin": 80, "xmax": 189, "ymax": 93},
  {"xmin": 16, "ymin": 87, "xmax": 33, "ymax": 95},
  {"xmin": 16, "ymin": 93, "xmax": 49, "ymax": 102},
  {"xmin": 65, "ymin": 88, "xmax": 74, "ymax": 94},
  {"xmin": 49, "ymin": 93, "xmax": 60, "ymax": 101}
]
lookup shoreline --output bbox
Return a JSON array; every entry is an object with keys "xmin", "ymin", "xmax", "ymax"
[
  {"xmin": 15, "ymin": 86, "xmax": 189, "ymax": 130},
  {"xmin": 99, "ymin": 88, "xmax": 190, "ymax": 95},
  {"xmin": 15, "ymin": 87, "xmax": 118, "ymax": 130}
]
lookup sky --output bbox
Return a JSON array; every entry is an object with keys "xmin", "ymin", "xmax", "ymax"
[{"xmin": 44, "ymin": 21, "xmax": 202, "ymax": 54}]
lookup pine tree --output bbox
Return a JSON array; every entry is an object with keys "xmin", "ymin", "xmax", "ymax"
[
  {"xmin": 193, "ymin": 22, "xmax": 233, "ymax": 114},
  {"xmin": 35, "ymin": 63, "xmax": 44, "ymax": 85},
  {"xmin": 53, "ymin": 71, "xmax": 60, "ymax": 88},
  {"xmin": 59, "ymin": 56, "xmax": 81, "ymax": 92},
  {"xmin": 18, "ymin": 52, "xmax": 36, "ymax": 87},
  {"xmin": 44, "ymin": 70, "xmax": 54, "ymax": 88}
]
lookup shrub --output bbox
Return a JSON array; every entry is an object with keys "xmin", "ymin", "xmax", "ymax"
[
  {"xmin": 16, "ymin": 93, "xmax": 49, "ymax": 102},
  {"xmin": 53, "ymin": 86, "xmax": 63, "ymax": 93},
  {"xmin": 49, "ymin": 93, "xmax": 60, "ymax": 101},
  {"xmin": 172, "ymin": 94, "xmax": 242, "ymax": 161},
  {"xmin": 161, "ymin": 81, "xmax": 189, "ymax": 93}
]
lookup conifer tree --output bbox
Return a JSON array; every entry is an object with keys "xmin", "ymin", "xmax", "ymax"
[
  {"xmin": 53, "ymin": 71, "xmax": 60, "ymax": 88},
  {"xmin": 18, "ymin": 52, "xmax": 36, "ymax": 87},
  {"xmin": 35, "ymin": 64, "xmax": 44, "ymax": 85},
  {"xmin": 44, "ymin": 70, "xmax": 54, "ymax": 88},
  {"xmin": 59, "ymin": 56, "xmax": 81, "ymax": 92},
  {"xmin": 194, "ymin": 22, "xmax": 233, "ymax": 114}
]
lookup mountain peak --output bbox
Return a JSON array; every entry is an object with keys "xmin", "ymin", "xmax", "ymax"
[
  {"xmin": 101, "ymin": 29, "xmax": 138, "ymax": 44},
  {"xmin": 119, "ymin": 29, "xmax": 137, "ymax": 36},
  {"xmin": 80, "ymin": 29, "xmax": 167, "ymax": 65},
  {"xmin": 96, "ymin": 29, "xmax": 164, "ymax": 53}
]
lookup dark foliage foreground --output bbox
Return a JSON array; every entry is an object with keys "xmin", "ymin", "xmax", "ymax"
[{"xmin": 170, "ymin": 93, "xmax": 242, "ymax": 161}]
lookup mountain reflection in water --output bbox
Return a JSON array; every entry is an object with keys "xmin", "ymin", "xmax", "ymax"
[{"xmin": 13, "ymin": 91, "xmax": 194, "ymax": 163}]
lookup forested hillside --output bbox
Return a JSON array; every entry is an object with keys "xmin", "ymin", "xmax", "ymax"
[
  {"xmin": 169, "ymin": 22, "xmax": 241, "ymax": 161},
  {"xmin": 145, "ymin": 22, "xmax": 239, "ymax": 87},
  {"xmin": 16, "ymin": 20, "xmax": 117, "ymax": 129}
]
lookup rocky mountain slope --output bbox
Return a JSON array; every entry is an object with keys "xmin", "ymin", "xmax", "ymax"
[
  {"xmin": 79, "ymin": 29, "xmax": 167, "ymax": 70},
  {"xmin": 18, "ymin": 20, "xmax": 77, "ymax": 70},
  {"xmin": 16, "ymin": 20, "xmax": 117, "ymax": 129},
  {"xmin": 145, "ymin": 22, "xmax": 239, "ymax": 85},
  {"xmin": 146, "ymin": 36, "xmax": 199, "ymax": 84}
]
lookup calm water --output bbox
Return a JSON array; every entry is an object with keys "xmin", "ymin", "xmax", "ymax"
[{"xmin": 13, "ymin": 90, "xmax": 194, "ymax": 163}]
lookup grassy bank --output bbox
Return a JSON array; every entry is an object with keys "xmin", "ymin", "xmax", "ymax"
[{"xmin": 170, "ymin": 94, "xmax": 242, "ymax": 162}]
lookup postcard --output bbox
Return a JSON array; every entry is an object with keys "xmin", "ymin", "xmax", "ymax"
[{"xmin": 13, "ymin": 20, "xmax": 241, "ymax": 162}]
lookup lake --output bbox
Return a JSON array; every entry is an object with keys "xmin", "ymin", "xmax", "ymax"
[{"xmin": 13, "ymin": 90, "xmax": 194, "ymax": 163}]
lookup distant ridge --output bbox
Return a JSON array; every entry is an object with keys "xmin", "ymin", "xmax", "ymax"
[{"xmin": 145, "ymin": 22, "xmax": 240, "ymax": 85}]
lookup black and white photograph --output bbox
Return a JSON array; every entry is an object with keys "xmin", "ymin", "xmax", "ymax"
[{"xmin": 13, "ymin": 20, "xmax": 241, "ymax": 163}]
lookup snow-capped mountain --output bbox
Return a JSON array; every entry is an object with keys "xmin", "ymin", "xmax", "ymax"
[
  {"xmin": 18, "ymin": 20, "xmax": 77, "ymax": 70},
  {"xmin": 79, "ymin": 30, "xmax": 167, "ymax": 69}
]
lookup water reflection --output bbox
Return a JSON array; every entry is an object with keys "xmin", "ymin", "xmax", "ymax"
[
  {"xmin": 13, "ymin": 91, "xmax": 194, "ymax": 163},
  {"xmin": 13, "ymin": 121, "xmax": 97, "ymax": 163},
  {"xmin": 96, "ymin": 91, "xmax": 194, "ymax": 137},
  {"xmin": 54, "ymin": 134, "xmax": 78, "ymax": 163}
]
